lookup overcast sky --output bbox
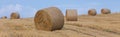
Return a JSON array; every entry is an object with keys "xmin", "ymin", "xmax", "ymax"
[{"xmin": 0, "ymin": 0, "xmax": 120, "ymax": 18}]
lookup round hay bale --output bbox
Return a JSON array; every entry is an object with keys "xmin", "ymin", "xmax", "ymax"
[
  {"xmin": 101, "ymin": 8, "xmax": 111, "ymax": 14},
  {"xmin": 88, "ymin": 9, "xmax": 97, "ymax": 16},
  {"xmin": 10, "ymin": 12, "xmax": 20, "ymax": 19},
  {"xmin": 1, "ymin": 16, "xmax": 7, "ymax": 19},
  {"xmin": 66, "ymin": 9, "xmax": 78, "ymax": 21},
  {"xmin": 34, "ymin": 7, "xmax": 64, "ymax": 31}
]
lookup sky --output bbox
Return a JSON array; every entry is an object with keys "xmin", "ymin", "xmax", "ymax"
[{"xmin": 0, "ymin": 0, "xmax": 120, "ymax": 18}]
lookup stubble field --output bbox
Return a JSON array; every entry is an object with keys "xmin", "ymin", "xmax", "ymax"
[{"xmin": 0, "ymin": 13, "xmax": 120, "ymax": 37}]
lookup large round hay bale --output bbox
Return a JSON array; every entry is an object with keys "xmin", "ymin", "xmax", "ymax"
[
  {"xmin": 10, "ymin": 12, "xmax": 20, "ymax": 19},
  {"xmin": 1, "ymin": 16, "xmax": 7, "ymax": 19},
  {"xmin": 34, "ymin": 7, "xmax": 64, "ymax": 31},
  {"xmin": 66, "ymin": 9, "xmax": 78, "ymax": 21},
  {"xmin": 101, "ymin": 8, "xmax": 111, "ymax": 14},
  {"xmin": 88, "ymin": 9, "xmax": 97, "ymax": 16}
]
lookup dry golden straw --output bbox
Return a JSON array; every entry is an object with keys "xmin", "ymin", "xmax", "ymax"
[
  {"xmin": 66, "ymin": 9, "xmax": 78, "ymax": 21},
  {"xmin": 1, "ymin": 16, "xmax": 7, "ymax": 19},
  {"xmin": 10, "ymin": 12, "xmax": 20, "ymax": 19},
  {"xmin": 101, "ymin": 8, "xmax": 111, "ymax": 14},
  {"xmin": 88, "ymin": 9, "xmax": 97, "ymax": 16},
  {"xmin": 34, "ymin": 7, "xmax": 64, "ymax": 31}
]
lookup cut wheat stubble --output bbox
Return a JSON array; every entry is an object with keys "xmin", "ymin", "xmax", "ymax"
[
  {"xmin": 88, "ymin": 9, "xmax": 97, "ymax": 16},
  {"xmin": 66, "ymin": 9, "xmax": 78, "ymax": 21},
  {"xmin": 10, "ymin": 12, "xmax": 20, "ymax": 19},
  {"xmin": 101, "ymin": 8, "xmax": 111, "ymax": 14},
  {"xmin": 34, "ymin": 7, "xmax": 64, "ymax": 31}
]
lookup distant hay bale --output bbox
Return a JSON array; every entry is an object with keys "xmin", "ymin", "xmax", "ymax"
[
  {"xmin": 10, "ymin": 12, "xmax": 20, "ymax": 19},
  {"xmin": 88, "ymin": 9, "xmax": 97, "ymax": 16},
  {"xmin": 34, "ymin": 7, "xmax": 64, "ymax": 31},
  {"xmin": 101, "ymin": 8, "xmax": 111, "ymax": 14},
  {"xmin": 66, "ymin": 9, "xmax": 78, "ymax": 21},
  {"xmin": 1, "ymin": 16, "xmax": 7, "ymax": 19}
]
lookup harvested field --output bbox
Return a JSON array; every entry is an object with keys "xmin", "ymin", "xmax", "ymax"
[{"xmin": 0, "ymin": 13, "xmax": 120, "ymax": 37}]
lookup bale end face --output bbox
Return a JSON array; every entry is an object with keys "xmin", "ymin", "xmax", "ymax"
[
  {"xmin": 88, "ymin": 9, "xmax": 97, "ymax": 16},
  {"xmin": 66, "ymin": 9, "xmax": 78, "ymax": 21},
  {"xmin": 10, "ymin": 12, "xmax": 20, "ymax": 19},
  {"xmin": 101, "ymin": 8, "xmax": 111, "ymax": 14},
  {"xmin": 34, "ymin": 7, "xmax": 64, "ymax": 31}
]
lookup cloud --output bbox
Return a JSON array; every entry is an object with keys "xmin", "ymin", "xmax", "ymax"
[
  {"xmin": 0, "ymin": 4, "xmax": 22, "ymax": 14},
  {"xmin": 0, "ymin": 4, "xmax": 37, "ymax": 18}
]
